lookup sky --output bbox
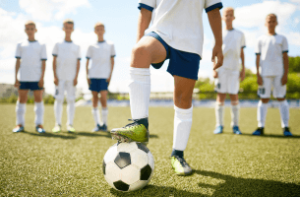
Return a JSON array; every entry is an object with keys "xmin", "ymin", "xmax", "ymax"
[{"xmin": 0, "ymin": 0, "xmax": 300, "ymax": 95}]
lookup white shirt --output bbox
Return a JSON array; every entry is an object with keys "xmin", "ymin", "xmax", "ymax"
[
  {"xmin": 138, "ymin": 0, "xmax": 223, "ymax": 57},
  {"xmin": 86, "ymin": 41, "xmax": 116, "ymax": 79},
  {"xmin": 15, "ymin": 40, "xmax": 47, "ymax": 82},
  {"xmin": 221, "ymin": 29, "xmax": 245, "ymax": 71},
  {"xmin": 255, "ymin": 34, "xmax": 288, "ymax": 77},
  {"xmin": 52, "ymin": 41, "xmax": 81, "ymax": 81}
]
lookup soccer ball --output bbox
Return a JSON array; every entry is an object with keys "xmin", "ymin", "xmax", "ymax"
[{"xmin": 103, "ymin": 142, "xmax": 154, "ymax": 192}]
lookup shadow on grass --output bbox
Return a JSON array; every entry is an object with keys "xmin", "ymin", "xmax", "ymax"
[
  {"xmin": 195, "ymin": 170, "xmax": 300, "ymax": 196},
  {"xmin": 21, "ymin": 131, "xmax": 77, "ymax": 140},
  {"xmin": 109, "ymin": 185, "xmax": 206, "ymax": 197},
  {"xmin": 72, "ymin": 131, "xmax": 111, "ymax": 138},
  {"xmin": 223, "ymin": 133, "xmax": 300, "ymax": 139}
]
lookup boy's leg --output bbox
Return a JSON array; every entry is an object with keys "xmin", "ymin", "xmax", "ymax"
[
  {"xmin": 33, "ymin": 89, "xmax": 45, "ymax": 132},
  {"xmin": 91, "ymin": 91, "xmax": 101, "ymax": 127},
  {"xmin": 15, "ymin": 90, "xmax": 28, "ymax": 129},
  {"xmin": 53, "ymin": 81, "xmax": 64, "ymax": 132},
  {"xmin": 100, "ymin": 90, "xmax": 108, "ymax": 126},
  {"xmin": 111, "ymin": 36, "xmax": 166, "ymax": 142},
  {"xmin": 215, "ymin": 93, "xmax": 226, "ymax": 134},
  {"xmin": 229, "ymin": 94, "xmax": 241, "ymax": 134},
  {"xmin": 66, "ymin": 81, "xmax": 76, "ymax": 130}
]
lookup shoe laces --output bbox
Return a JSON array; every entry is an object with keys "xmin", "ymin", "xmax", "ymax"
[
  {"xmin": 124, "ymin": 119, "xmax": 140, "ymax": 128},
  {"xmin": 175, "ymin": 156, "xmax": 189, "ymax": 167}
]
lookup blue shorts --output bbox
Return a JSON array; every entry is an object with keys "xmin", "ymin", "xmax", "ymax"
[
  {"xmin": 146, "ymin": 31, "xmax": 201, "ymax": 80},
  {"xmin": 89, "ymin": 79, "xmax": 108, "ymax": 92},
  {"xmin": 19, "ymin": 82, "xmax": 43, "ymax": 91}
]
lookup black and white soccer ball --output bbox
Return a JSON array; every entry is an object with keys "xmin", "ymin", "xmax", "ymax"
[{"xmin": 103, "ymin": 142, "xmax": 154, "ymax": 192}]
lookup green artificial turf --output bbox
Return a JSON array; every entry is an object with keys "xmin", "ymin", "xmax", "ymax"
[{"xmin": 0, "ymin": 104, "xmax": 299, "ymax": 196}]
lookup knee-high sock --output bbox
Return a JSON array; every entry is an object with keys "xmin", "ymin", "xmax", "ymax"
[
  {"xmin": 16, "ymin": 101, "xmax": 26, "ymax": 126},
  {"xmin": 257, "ymin": 100, "xmax": 268, "ymax": 127},
  {"xmin": 215, "ymin": 102, "xmax": 224, "ymax": 127},
  {"xmin": 231, "ymin": 104, "xmax": 240, "ymax": 127},
  {"xmin": 279, "ymin": 100, "xmax": 289, "ymax": 128},
  {"xmin": 54, "ymin": 100, "xmax": 63, "ymax": 125},
  {"xmin": 173, "ymin": 105, "xmax": 193, "ymax": 151},
  {"xmin": 92, "ymin": 107, "xmax": 101, "ymax": 125},
  {"xmin": 67, "ymin": 100, "xmax": 75, "ymax": 126},
  {"xmin": 128, "ymin": 67, "xmax": 151, "ymax": 119},
  {"xmin": 34, "ymin": 102, "xmax": 44, "ymax": 125},
  {"xmin": 102, "ymin": 108, "xmax": 108, "ymax": 124}
]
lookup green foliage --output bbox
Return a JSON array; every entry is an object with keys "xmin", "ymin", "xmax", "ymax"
[
  {"xmin": 286, "ymin": 73, "xmax": 300, "ymax": 99},
  {"xmin": 289, "ymin": 56, "xmax": 300, "ymax": 73}
]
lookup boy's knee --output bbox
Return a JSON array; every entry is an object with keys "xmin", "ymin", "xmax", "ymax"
[
  {"xmin": 132, "ymin": 45, "xmax": 150, "ymax": 57},
  {"xmin": 174, "ymin": 93, "xmax": 192, "ymax": 108}
]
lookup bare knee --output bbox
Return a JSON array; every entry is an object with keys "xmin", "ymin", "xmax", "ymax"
[
  {"xmin": 261, "ymin": 98, "xmax": 269, "ymax": 104},
  {"xmin": 277, "ymin": 98, "xmax": 285, "ymax": 102},
  {"xmin": 174, "ymin": 93, "xmax": 193, "ymax": 109}
]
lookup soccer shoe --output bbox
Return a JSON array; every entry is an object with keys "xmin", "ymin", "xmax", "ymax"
[
  {"xmin": 283, "ymin": 127, "xmax": 292, "ymax": 136},
  {"xmin": 36, "ymin": 125, "xmax": 46, "ymax": 133},
  {"xmin": 232, "ymin": 126, "xmax": 242, "ymax": 135},
  {"xmin": 110, "ymin": 118, "xmax": 149, "ymax": 143},
  {"xmin": 213, "ymin": 126, "xmax": 223, "ymax": 134},
  {"xmin": 252, "ymin": 127, "xmax": 264, "ymax": 135},
  {"xmin": 92, "ymin": 124, "xmax": 102, "ymax": 132},
  {"xmin": 171, "ymin": 155, "xmax": 193, "ymax": 176},
  {"xmin": 52, "ymin": 125, "xmax": 61, "ymax": 133},
  {"xmin": 12, "ymin": 125, "xmax": 24, "ymax": 133},
  {"xmin": 100, "ymin": 124, "xmax": 108, "ymax": 132},
  {"xmin": 67, "ymin": 125, "xmax": 76, "ymax": 133}
]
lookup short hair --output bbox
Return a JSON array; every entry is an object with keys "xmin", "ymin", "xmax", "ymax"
[
  {"xmin": 25, "ymin": 20, "xmax": 36, "ymax": 28},
  {"xmin": 63, "ymin": 19, "xmax": 74, "ymax": 27},
  {"xmin": 223, "ymin": 7, "xmax": 235, "ymax": 16},
  {"xmin": 266, "ymin": 13, "xmax": 277, "ymax": 20},
  {"xmin": 94, "ymin": 22, "xmax": 105, "ymax": 29}
]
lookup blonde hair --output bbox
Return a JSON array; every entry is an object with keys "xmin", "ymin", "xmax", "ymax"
[
  {"xmin": 94, "ymin": 22, "xmax": 105, "ymax": 29},
  {"xmin": 223, "ymin": 7, "xmax": 235, "ymax": 16},
  {"xmin": 25, "ymin": 20, "xmax": 36, "ymax": 28},
  {"xmin": 63, "ymin": 19, "xmax": 74, "ymax": 27}
]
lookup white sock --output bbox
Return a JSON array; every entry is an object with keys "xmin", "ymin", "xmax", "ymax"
[
  {"xmin": 67, "ymin": 100, "xmax": 75, "ymax": 126},
  {"xmin": 215, "ymin": 102, "xmax": 224, "ymax": 127},
  {"xmin": 279, "ymin": 100, "xmax": 289, "ymax": 128},
  {"xmin": 257, "ymin": 100, "xmax": 268, "ymax": 127},
  {"xmin": 34, "ymin": 102, "xmax": 44, "ymax": 125},
  {"xmin": 54, "ymin": 100, "xmax": 63, "ymax": 126},
  {"xmin": 92, "ymin": 107, "xmax": 101, "ymax": 126},
  {"xmin": 128, "ymin": 67, "xmax": 151, "ymax": 119},
  {"xmin": 173, "ymin": 105, "xmax": 193, "ymax": 151},
  {"xmin": 16, "ymin": 101, "xmax": 26, "ymax": 126},
  {"xmin": 231, "ymin": 103, "xmax": 240, "ymax": 127},
  {"xmin": 102, "ymin": 108, "xmax": 108, "ymax": 125}
]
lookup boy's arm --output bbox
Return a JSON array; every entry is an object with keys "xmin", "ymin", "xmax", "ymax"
[
  {"xmin": 240, "ymin": 48, "xmax": 245, "ymax": 81},
  {"xmin": 39, "ymin": 60, "xmax": 46, "ymax": 88},
  {"xmin": 14, "ymin": 59, "xmax": 21, "ymax": 88},
  {"xmin": 86, "ymin": 59, "xmax": 90, "ymax": 85},
  {"xmin": 53, "ymin": 56, "xmax": 58, "ymax": 86},
  {"xmin": 207, "ymin": 9, "xmax": 223, "ymax": 70},
  {"xmin": 281, "ymin": 53, "xmax": 289, "ymax": 85},
  {"xmin": 107, "ymin": 57, "xmax": 115, "ymax": 85},
  {"xmin": 256, "ymin": 54, "xmax": 263, "ymax": 86},
  {"xmin": 136, "ymin": 8, "xmax": 152, "ymax": 42},
  {"xmin": 74, "ymin": 60, "xmax": 80, "ymax": 86}
]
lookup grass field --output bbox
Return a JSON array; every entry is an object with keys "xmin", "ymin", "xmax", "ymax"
[{"xmin": 0, "ymin": 104, "xmax": 300, "ymax": 196}]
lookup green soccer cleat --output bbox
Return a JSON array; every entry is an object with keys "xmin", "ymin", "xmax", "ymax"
[
  {"xmin": 52, "ymin": 125, "xmax": 61, "ymax": 133},
  {"xmin": 67, "ymin": 125, "xmax": 76, "ymax": 133},
  {"xmin": 110, "ymin": 118, "xmax": 149, "ymax": 143},
  {"xmin": 171, "ymin": 155, "xmax": 193, "ymax": 176}
]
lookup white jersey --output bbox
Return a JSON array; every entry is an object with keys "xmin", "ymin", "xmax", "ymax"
[
  {"xmin": 15, "ymin": 40, "xmax": 47, "ymax": 82},
  {"xmin": 221, "ymin": 29, "xmax": 245, "ymax": 71},
  {"xmin": 255, "ymin": 34, "xmax": 288, "ymax": 77},
  {"xmin": 52, "ymin": 41, "xmax": 81, "ymax": 81},
  {"xmin": 138, "ymin": 0, "xmax": 223, "ymax": 57},
  {"xmin": 86, "ymin": 41, "xmax": 116, "ymax": 79}
]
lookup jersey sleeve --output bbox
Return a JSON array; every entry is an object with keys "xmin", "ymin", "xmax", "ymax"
[
  {"xmin": 77, "ymin": 46, "xmax": 81, "ymax": 60},
  {"xmin": 15, "ymin": 43, "xmax": 21, "ymax": 59},
  {"xmin": 205, "ymin": 0, "xmax": 223, "ymax": 13},
  {"xmin": 255, "ymin": 39, "xmax": 261, "ymax": 55},
  {"xmin": 241, "ymin": 33, "xmax": 246, "ymax": 48},
  {"xmin": 86, "ymin": 46, "xmax": 92, "ymax": 59},
  {"xmin": 282, "ymin": 36, "xmax": 289, "ymax": 53},
  {"xmin": 41, "ymin": 44, "xmax": 47, "ymax": 61},
  {"xmin": 52, "ymin": 43, "xmax": 58, "ymax": 57},
  {"xmin": 111, "ymin": 44, "xmax": 116, "ymax": 57},
  {"xmin": 138, "ymin": 0, "xmax": 156, "ymax": 12}
]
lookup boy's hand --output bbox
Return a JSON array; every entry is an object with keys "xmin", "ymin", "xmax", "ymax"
[
  {"xmin": 257, "ymin": 74, "xmax": 263, "ymax": 86},
  {"xmin": 106, "ymin": 77, "xmax": 111, "ymax": 85},
  {"xmin": 281, "ymin": 74, "xmax": 288, "ymax": 85},
  {"xmin": 54, "ymin": 77, "xmax": 59, "ymax": 86},
  {"xmin": 14, "ymin": 79, "xmax": 20, "ymax": 88},
  {"xmin": 240, "ymin": 68, "xmax": 245, "ymax": 82},
  {"xmin": 213, "ymin": 70, "xmax": 218, "ymax": 78},
  {"xmin": 73, "ymin": 78, "xmax": 78, "ymax": 86},
  {"xmin": 87, "ymin": 78, "xmax": 91, "ymax": 85},
  {"xmin": 212, "ymin": 45, "xmax": 223, "ymax": 70},
  {"xmin": 38, "ymin": 79, "xmax": 44, "ymax": 88}
]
